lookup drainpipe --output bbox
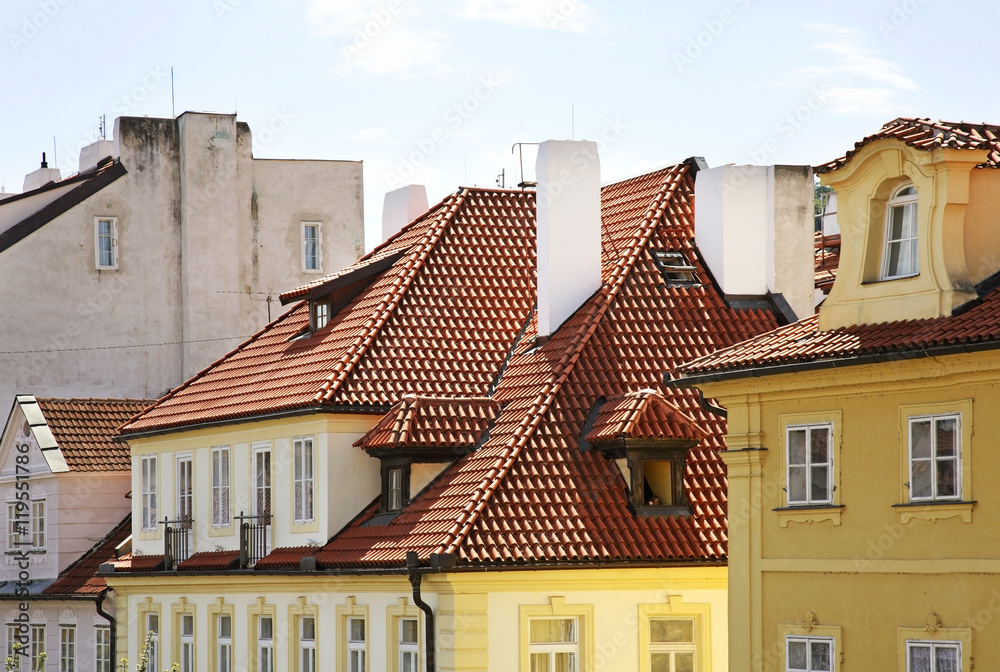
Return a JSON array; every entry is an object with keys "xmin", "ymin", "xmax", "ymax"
[
  {"xmin": 95, "ymin": 590, "xmax": 116, "ymax": 668},
  {"xmin": 405, "ymin": 551, "xmax": 435, "ymax": 672}
]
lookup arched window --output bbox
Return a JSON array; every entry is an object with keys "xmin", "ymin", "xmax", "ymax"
[{"xmin": 881, "ymin": 183, "xmax": 919, "ymax": 279}]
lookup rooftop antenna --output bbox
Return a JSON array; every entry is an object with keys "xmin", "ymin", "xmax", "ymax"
[
  {"xmin": 171, "ymin": 67, "xmax": 176, "ymax": 117},
  {"xmin": 98, "ymin": 115, "xmax": 106, "ymax": 140},
  {"xmin": 511, "ymin": 142, "xmax": 539, "ymax": 189},
  {"xmin": 496, "ymin": 168, "xmax": 505, "ymax": 189},
  {"xmin": 52, "ymin": 136, "xmax": 57, "ymax": 169}
]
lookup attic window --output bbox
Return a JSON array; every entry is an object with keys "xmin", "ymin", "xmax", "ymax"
[
  {"xmin": 629, "ymin": 451, "xmax": 688, "ymax": 513},
  {"xmin": 311, "ymin": 300, "xmax": 330, "ymax": 330},
  {"xmin": 380, "ymin": 460, "xmax": 410, "ymax": 514},
  {"xmin": 880, "ymin": 182, "xmax": 919, "ymax": 280},
  {"xmin": 652, "ymin": 251, "xmax": 699, "ymax": 286}
]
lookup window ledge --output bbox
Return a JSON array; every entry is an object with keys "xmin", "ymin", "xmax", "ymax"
[
  {"xmin": 892, "ymin": 500, "xmax": 975, "ymax": 524},
  {"xmin": 773, "ymin": 504, "xmax": 843, "ymax": 527},
  {"xmin": 862, "ymin": 272, "xmax": 919, "ymax": 285},
  {"xmin": 635, "ymin": 504, "xmax": 692, "ymax": 518}
]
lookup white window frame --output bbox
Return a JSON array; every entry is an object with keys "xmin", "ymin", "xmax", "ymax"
[
  {"xmin": 302, "ymin": 221, "xmax": 322, "ymax": 272},
  {"xmin": 880, "ymin": 183, "xmax": 918, "ymax": 280},
  {"xmin": 908, "ymin": 413, "xmax": 962, "ymax": 502},
  {"xmin": 179, "ymin": 614, "xmax": 194, "ymax": 672},
  {"xmin": 31, "ymin": 500, "xmax": 44, "ymax": 551},
  {"xmin": 59, "ymin": 625, "xmax": 76, "ymax": 672},
  {"xmin": 347, "ymin": 616, "xmax": 366, "ymax": 672},
  {"xmin": 31, "ymin": 624, "xmax": 45, "ymax": 672},
  {"xmin": 258, "ymin": 615, "xmax": 274, "ymax": 672},
  {"xmin": 6, "ymin": 623, "xmax": 23, "ymax": 671},
  {"xmin": 140, "ymin": 454, "xmax": 158, "ymax": 531},
  {"xmin": 293, "ymin": 437, "xmax": 315, "ymax": 524},
  {"xmin": 176, "ymin": 455, "xmax": 193, "ymax": 522},
  {"xmin": 528, "ymin": 617, "xmax": 579, "ymax": 672},
  {"xmin": 399, "ymin": 617, "xmax": 419, "ymax": 672},
  {"xmin": 786, "ymin": 423, "xmax": 834, "ymax": 506},
  {"xmin": 300, "ymin": 615, "xmax": 317, "ymax": 672},
  {"xmin": 387, "ymin": 466, "xmax": 404, "ymax": 512},
  {"xmin": 211, "ymin": 445, "xmax": 231, "ymax": 527},
  {"xmin": 647, "ymin": 617, "xmax": 696, "ymax": 672},
  {"xmin": 217, "ymin": 613, "xmax": 232, "ymax": 672},
  {"xmin": 95, "ymin": 625, "xmax": 111, "ymax": 672},
  {"xmin": 7, "ymin": 502, "xmax": 25, "ymax": 553},
  {"xmin": 95, "ymin": 216, "xmax": 118, "ymax": 270},
  {"xmin": 906, "ymin": 639, "xmax": 961, "ymax": 672},
  {"xmin": 145, "ymin": 613, "xmax": 159, "ymax": 672},
  {"xmin": 786, "ymin": 635, "xmax": 834, "ymax": 672}
]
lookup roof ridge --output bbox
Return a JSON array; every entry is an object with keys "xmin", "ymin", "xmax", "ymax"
[
  {"xmin": 620, "ymin": 389, "xmax": 653, "ymax": 437},
  {"xmin": 314, "ymin": 190, "xmax": 470, "ymax": 405},
  {"xmin": 437, "ymin": 163, "xmax": 689, "ymax": 556}
]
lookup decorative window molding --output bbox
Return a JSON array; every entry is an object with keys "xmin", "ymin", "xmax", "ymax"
[
  {"xmin": 897, "ymin": 400, "xmax": 974, "ymax": 523},
  {"xmin": 897, "ymin": 619, "xmax": 970, "ymax": 672},
  {"xmin": 207, "ymin": 597, "xmax": 235, "ymax": 672},
  {"xmin": 778, "ymin": 617, "xmax": 841, "ymax": 672},
  {"xmin": 94, "ymin": 216, "xmax": 118, "ymax": 270},
  {"xmin": 292, "ymin": 437, "xmax": 315, "ymax": 526},
  {"xmin": 387, "ymin": 597, "xmax": 421, "ymax": 672},
  {"xmin": 638, "ymin": 595, "xmax": 712, "ymax": 672},
  {"xmin": 775, "ymin": 411, "xmax": 843, "ymax": 527},
  {"xmin": 520, "ymin": 597, "xmax": 594, "ymax": 672},
  {"xmin": 880, "ymin": 183, "xmax": 919, "ymax": 280},
  {"xmin": 248, "ymin": 597, "xmax": 277, "ymax": 672},
  {"xmin": 288, "ymin": 596, "xmax": 319, "ymax": 672},
  {"xmin": 211, "ymin": 445, "xmax": 232, "ymax": 529},
  {"xmin": 302, "ymin": 221, "xmax": 323, "ymax": 273},
  {"xmin": 336, "ymin": 597, "xmax": 368, "ymax": 672}
]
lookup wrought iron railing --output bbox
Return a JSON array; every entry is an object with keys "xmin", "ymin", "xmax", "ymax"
[
  {"xmin": 236, "ymin": 511, "xmax": 271, "ymax": 568},
  {"xmin": 162, "ymin": 517, "xmax": 192, "ymax": 569}
]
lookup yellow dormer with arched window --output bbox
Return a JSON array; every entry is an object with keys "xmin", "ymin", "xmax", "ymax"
[{"xmin": 817, "ymin": 136, "xmax": 993, "ymax": 330}]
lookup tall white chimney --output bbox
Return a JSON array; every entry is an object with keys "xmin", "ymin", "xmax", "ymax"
[
  {"xmin": 382, "ymin": 185, "xmax": 428, "ymax": 242},
  {"xmin": 79, "ymin": 139, "xmax": 115, "ymax": 173},
  {"xmin": 22, "ymin": 153, "xmax": 61, "ymax": 192},
  {"xmin": 535, "ymin": 139, "xmax": 602, "ymax": 339},
  {"xmin": 694, "ymin": 164, "xmax": 814, "ymax": 321}
]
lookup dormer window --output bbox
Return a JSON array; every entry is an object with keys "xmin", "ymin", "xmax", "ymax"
[
  {"xmin": 311, "ymin": 300, "xmax": 330, "ymax": 331},
  {"xmin": 651, "ymin": 251, "xmax": 699, "ymax": 286},
  {"xmin": 880, "ymin": 183, "xmax": 918, "ymax": 280},
  {"xmin": 386, "ymin": 465, "xmax": 405, "ymax": 511}
]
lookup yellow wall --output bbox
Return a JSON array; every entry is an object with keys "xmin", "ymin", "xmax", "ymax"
[{"xmin": 702, "ymin": 349, "xmax": 1000, "ymax": 671}]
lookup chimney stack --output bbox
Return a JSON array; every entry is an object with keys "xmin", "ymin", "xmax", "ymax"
[
  {"xmin": 535, "ymin": 140, "xmax": 603, "ymax": 339},
  {"xmin": 382, "ymin": 185, "xmax": 429, "ymax": 242},
  {"xmin": 694, "ymin": 164, "xmax": 814, "ymax": 321},
  {"xmin": 22, "ymin": 152, "xmax": 62, "ymax": 192}
]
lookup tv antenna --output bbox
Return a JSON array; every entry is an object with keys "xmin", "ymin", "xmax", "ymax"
[{"xmin": 511, "ymin": 143, "xmax": 539, "ymax": 189}]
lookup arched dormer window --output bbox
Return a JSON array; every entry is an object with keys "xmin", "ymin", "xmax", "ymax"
[{"xmin": 880, "ymin": 182, "xmax": 918, "ymax": 280}]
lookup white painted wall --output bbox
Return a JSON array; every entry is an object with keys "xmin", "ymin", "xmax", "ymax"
[
  {"xmin": 0, "ymin": 112, "xmax": 365, "ymax": 405},
  {"xmin": 535, "ymin": 140, "xmax": 602, "ymax": 338},
  {"xmin": 382, "ymin": 185, "xmax": 428, "ymax": 243}
]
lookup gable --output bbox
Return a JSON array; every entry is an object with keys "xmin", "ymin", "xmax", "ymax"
[{"xmin": 0, "ymin": 397, "xmax": 60, "ymax": 478}]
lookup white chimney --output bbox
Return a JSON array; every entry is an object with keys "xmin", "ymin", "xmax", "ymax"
[
  {"xmin": 694, "ymin": 164, "xmax": 814, "ymax": 321},
  {"xmin": 382, "ymin": 185, "xmax": 428, "ymax": 242},
  {"xmin": 22, "ymin": 153, "xmax": 61, "ymax": 192},
  {"xmin": 535, "ymin": 139, "xmax": 603, "ymax": 339},
  {"xmin": 78, "ymin": 139, "xmax": 115, "ymax": 173}
]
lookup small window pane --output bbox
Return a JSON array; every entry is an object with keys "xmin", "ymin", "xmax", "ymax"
[
  {"xmin": 788, "ymin": 430, "xmax": 806, "ymax": 465},
  {"xmin": 909, "ymin": 645, "xmax": 931, "ymax": 672},
  {"xmin": 935, "ymin": 418, "xmax": 957, "ymax": 456},
  {"xmin": 649, "ymin": 618, "xmax": 693, "ymax": 643},
  {"xmin": 554, "ymin": 652, "xmax": 575, "ymax": 672},
  {"xmin": 936, "ymin": 646, "xmax": 958, "ymax": 672},
  {"xmin": 650, "ymin": 653, "xmax": 671, "ymax": 672},
  {"xmin": 810, "ymin": 641, "xmax": 831, "ymax": 671},
  {"xmin": 260, "ymin": 616, "xmax": 272, "ymax": 640},
  {"xmin": 530, "ymin": 653, "xmax": 551, "ymax": 672},
  {"xmin": 182, "ymin": 615, "xmax": 193, "ymax": 636},
  {"xmin": 349, "ymin": 618, "xmax": 365, "ymax": 642},
  {"xmin": 937, "ymin": 459, "xmax": 958, "ymax": 498},
  {"xmin": 220, "ymin": 615, "xmax": 231, "ymax": 638},
  {"xmin": 810, "ymin": 466, "xmax": 829, "ymax": 501},
  {"xmin": 675, "ymin": 652, "xmax": 695, "ymax": 672},
  {"xmin": 788, "ymin": 640, "xmax": 807, "ymax": 669},
  {"xmin": 529, "ymin": 618, "xmax": 575, "ymax": 643},
  {"xmin": 788, "ymin": 466, "xmax": 807, "ymax": 502},
  {"xmin": 809, "ymin": 429, "xmax": 828, "ymax": 464},
  {"xmin": 302, "ymin": 616, "xmax": 315, "ymax": 640},
  {"xmin": 911, "ymin": 421, "xmax": 931, "ymax": 459},
  {"xmin": 401, "ymin": 618, "xmax": 418, "ymax": 644}
]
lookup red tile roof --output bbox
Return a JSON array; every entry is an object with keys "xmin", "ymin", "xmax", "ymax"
[
  {"xmin": 34, "ymin": 398, "xmax": 155, "ymax": 471},
  {"xmin": 120, "ymin": 160, "xmax": 783, "ymax": 571},
  {"xmin": 176, "ymin": 550, "xmax": 240, "ymax": 571},
  {"xmin": 354, "ymin": 396, "xmax": 500, "ymax": 453},
  {"xmin": 585, "ymin": 390, "xmax": 705, "ymax": 444},
  {"xmin": 815, "ymin": 117, "xmax": 1000, "ymax": 174},
  {"xmin": 42, "ymin": 514, "xmax": 130, "ymax": 596},
  {"xmin": 814, "ymin": 234, "xmax": 840, "ymax": 293}
]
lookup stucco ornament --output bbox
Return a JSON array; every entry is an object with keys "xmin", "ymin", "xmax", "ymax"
[
  {"xmin": 802, "ymin": 611, "xmax": 818, "ymax": 632},
  {"xmin": 925, "ymin": 612, "xmax": 942, "ymax": 633}
]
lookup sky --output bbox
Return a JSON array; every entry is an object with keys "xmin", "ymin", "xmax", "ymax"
[{"xmin": 2, "ymin": 0, "xmax": 999, "ymax": 251}]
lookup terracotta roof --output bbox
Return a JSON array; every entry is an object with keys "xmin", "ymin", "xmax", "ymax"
[
  {"xmin": 585, "ymin": 390, "xmax": 706, "ymax": 445},
  {"xmin": 42, "ymin": 514, "xmax": 130, "ymax": 596},
  {"xmin": 176, "ymin": 550, "xmax": 240, "ymax": 571},
  {"xmin": 33, "ymin": 398, "xmax": 155, "ymax": 471},
  {"xmin": 114, "ymin": 553, "xmax": 163, "ymax": 572},
  {"xmin": 354, "ymin": 396, "xmax": 500, "ymax": 453},
  {"xmin": 814, "ymin": 233, "xmax": 840, "ymax": 292},
  {"xmin": 815, "ymin": 117, "xmax": 1000, "ymax": 174},
  {"xmin": 674, "ymin": 280, "xmax": 1000, "ymax": 381}
]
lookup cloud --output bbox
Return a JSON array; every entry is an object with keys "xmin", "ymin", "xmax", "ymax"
[{"xmin": 449, "ymin": 0, "xmax": 593, "ymax": 33}]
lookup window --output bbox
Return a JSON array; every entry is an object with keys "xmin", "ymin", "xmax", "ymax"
[
  {"xmin": 95, "ymin": 217, "xmax": 118, "ymax": 270},
  {"xmin": 31, "ymin": 500, "xmax": 44, "ymax": 551},
  {"xmin": 649, "ymin": 618, "xmax": 696, "ymax": 672},
  {"xmin": 528, "ymin": 618, "xmax": 578, "ymax": 672},
  {"xmin": 293, "ymin": 437, "xmax": 315, "ymax": 524},
  {"xmin": 786, "ymin": 636, "xmax": 833, "ymax": 672},
  {"xmin": 258, "ymin": 616, "xmax": 274, "ymax": 672},
  {"xmin": 387, "ymin": 467, "xmax": 404, "ymax": 512},
  {"xmin": 59, "ymin": 625, "xmax": 75, "ymax": 672},
  {"xmin": 906, "ymin": 640, "xmax": 960, "ymax": 672},
  {"xmin": 212, "ymin": 446, "xmax": 231, "ymax": 527},
  {"xmin": 786, "ymin": 424, "xmax": 833, "ymax": 506},
  {"xmin": 253, "ymin": 445, "xmax": 272, "ymax": 518},
  {"xmin": 177, "ymin": 456, "xmax": 193, "ymax": 523},
  {"xmin": 347, "ymin": 617, "xmax": 366, "ymax": 672},
  {"xmin": 8, "ymin": 501, "xmax": 44, "ymax": 552},
  {"xmin": 7, "ymin": 503, "xmax": 25, "ymax": 553},
  {"xmin": 300, "ymin": 616, "xmax": 316, "ymax": 672},
  {"xmin": 145, "ymin": 613, "xmax": 159, "ymax": 672},
  {"xmin": 303, "ymin": 221, "xmax": 322, "ymax": 272},
  {"xmin": 399, "ymin": 618, "xmax": 419, "ymax": 672},
  {"xmin": 909, "ymin": 414, "xmax": 961, "ymax": 502},
  {"xmin": 651, "ymin": 250, "xmax": 699, "ymax": 286},
  {"xmin": 217, "ymin": 614, "xmax": 232, "ymax": 672},
  {"xmin": 312, "ymin": 300, "xmax": 330, "ymax": 330},
  {"xmin": 141, "ymin": 454, "xmax": 157, "ymax": 531},
  {"xmin": 31, "ymin": 624, "xmax": 45, "ymax": 672},
  {"xmin": 881, "ymin": 183, "xmax": 918, "ymax": 279},
  {"xmin": 95, "ymin": 626, "xmax": 111, "ymax": 672},
  {"xmin": 179, "ymin": 614, "xmax": 194, "ymax": 672}
]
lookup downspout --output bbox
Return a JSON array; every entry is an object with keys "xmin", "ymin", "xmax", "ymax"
[
  {"xmin": 95, "ymin": 590, "xmax": 116, "ymax": 668},
  {"xmin": 405, "ymin": 551, "xmax": 435, "ymax": 672}
]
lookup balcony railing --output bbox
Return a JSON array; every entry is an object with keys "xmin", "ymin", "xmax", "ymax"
[
  {"xmin": 162, "ymin": 517, "xmax": 192, "ymax": 570},
  {"xmin": 236, "ymin": 511, "xmax": 271, "ymax": 569}
]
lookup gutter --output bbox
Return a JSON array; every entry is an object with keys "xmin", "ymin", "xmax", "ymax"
[
  {"xmin": 406, "ymin": 551, "xmax": 445, "ymax": 672},
  {"xmin": 95, "ymin": 591, "xmax": 116, "ymax": 668},
  {"xmin": 665, "ymin": 338, "xmax": 1000, "ymax": 388}
]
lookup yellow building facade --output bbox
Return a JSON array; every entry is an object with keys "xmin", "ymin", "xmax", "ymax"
[{"xmin": 674, "ymin": 118, "xmax": 1000, "ymax": 672}]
